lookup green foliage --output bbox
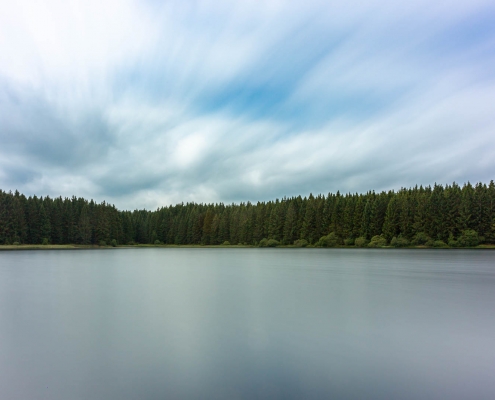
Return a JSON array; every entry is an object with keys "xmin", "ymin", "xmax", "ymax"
[
  {"xmin": 390, "ymin": 236, "xmax": 410, "ymax": 247},
  {"xmin": 433, "ymin": 240, "xmax": 448, "ymax": 248},
  {"xmin": 368, "ymin": 235, "xmax": 387, "ymax": 247},
  {"xmin": 222, "ymin": 241, "xmax": 230, "ymax": 245},
  {"xmin": 13, "ymin": 241, "xmax": 20, "ymax": 246},
  {"xmin": 412, "ymin": 232, "xmax": 430, "ymax": 245},
  {"xmin": 258, "ymin": 238, "xmax": 268, "ymax": 247},
  {"xmin": 315, "ymin": 232, "xmax": 339, "ymax": 247},
  {"xmin": 42, "ymin": 237, "xmax": 49, "ymax": 245},
  {"xmin": 354, "ymin": 237, "xmax": 369, "ymax": 247},
  {"xmin": 99, "ymin": 240, "xmax": 107, "ymax": 247},
  {"xmin": 344, "ymin": 238, "xmax": 355, "ymax": 246},
  {"xmin": 1, "ymin": 181, "xmax": 494, "ymax": 247},
  {"xmin": 111, "ymin": 239, "xmax": 118, "ymax": 247},
  {"xmin": 448, "ymin": 234, "xmax": 459, "ymax": 247},
  {"xmin": 458, "ymin": 230, "xmax": 479, "ymax": 247},
  {"xmin": 293, "ymin": 239, "xmax": 308, "ymax": 247},
  {"xmin": 154, "ymin": 240, "xmax": 161, "ymax": 245},
  {"xmin": 266, "ymin": 239, "xmax": 280, "ymax": 247}
]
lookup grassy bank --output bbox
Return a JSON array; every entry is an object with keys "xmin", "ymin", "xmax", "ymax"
[{"xmin": 1, "ymin": 244, "xmax": 494, "ymax": 251}]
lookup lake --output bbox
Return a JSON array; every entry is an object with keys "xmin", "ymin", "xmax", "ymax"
[{"xmin": 1, "ymin": 248, "xmax": 494, "ymax": 399}]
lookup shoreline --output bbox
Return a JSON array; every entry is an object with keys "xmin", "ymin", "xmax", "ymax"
[{"xmin": 1, "ymin": 244, "xmax": 494, "ymax": 251}]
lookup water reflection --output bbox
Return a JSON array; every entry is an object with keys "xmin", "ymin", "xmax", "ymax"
[{"xmin": 1, "ymin": 249, "xmax": 494, "ymax": 399}]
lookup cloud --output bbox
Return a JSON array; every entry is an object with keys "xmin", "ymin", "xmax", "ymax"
[{"xmin": 0, "ymin": 0, "xmax": 494, "ymax": 209}]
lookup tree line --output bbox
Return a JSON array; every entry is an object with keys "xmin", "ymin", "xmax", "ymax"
[{"xmin": 0, "ymin": 181, "xmax": 494, "ymax": 247}]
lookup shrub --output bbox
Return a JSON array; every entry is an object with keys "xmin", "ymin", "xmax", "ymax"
[
  {"xmin": 344, "ymin": 238, "xmax": 355, "ymax": 246},
  {"xmin": 315, "ymin": 232, "xmax": 339, "ymax": 247},
  {"xmin": 425, "ymin": 239, "xmax": 434, "ymax": 247},
  {"xmin": 111, "ymin": 239, "xmax": 118, "ymax": 247},
  {"xmin": 154, "ymin": 240, "xmax": 161, "ymax": 245},
  {"xmin": 42, "ymin": 238, "xmax": 49, "ymax": 245},
  {"xmin": 267, "ymin": 239, "xmax": 280, "ymax": 247},
  {"xmin": 99, "ymin": 240, "xmax": 107, "ymax": 247},
  {"xmin": 259, "ymin": 238, "xmax": 268, "ymax": 247},
  {"xmin": 13, "ymin": 241, "xmax": 20, "ymax": 246},
  {"xmin": 368, "ymin": 235, "xmax": 387, "ymax": 247},
  {"xmin": 390, "ymin": 236, "xmax": 410, "ymax": 247},
  {"xmin": 222, "ymin": 241, "xmax": 231, "ymax": 246},
  {"xmin": 354, "ymin": 237, "xmax": 369, "ymax": 247},
  {"xmin": 448, "ymin": 234, "xmax": 459, "ymax": 247},
  {"xmin": 412, "ymin": 232, "xmax": 430, "ymax": 245},
  {"xmin": 458, "ymin": 230, "xmax": 479, "ymax": 247},
  {"xmin": 433, "ymin": 240, "xmax": 448, "ymax": 248},
  {"xmin": 293, "ymin": 239, "xmax": 308, "ymax": 247}
]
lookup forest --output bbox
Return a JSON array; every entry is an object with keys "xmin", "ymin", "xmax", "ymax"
[{"xmin": 0, "ymin": 181, "xmax": 494, "ymax": 248}]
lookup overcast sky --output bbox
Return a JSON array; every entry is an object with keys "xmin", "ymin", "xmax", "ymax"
[{"xmin": 1, "ymin": 0, "xmax": 494, "ymax": 210}]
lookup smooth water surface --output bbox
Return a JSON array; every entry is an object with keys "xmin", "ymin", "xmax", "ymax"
[{"xmin": 1, "ymin": 248, "xmax": 494, "ymax": 399}]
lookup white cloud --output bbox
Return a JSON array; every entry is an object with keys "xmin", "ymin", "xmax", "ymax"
[{"xmin": 0, "ymin": 0, "xmax": 494, "ymax": 209}]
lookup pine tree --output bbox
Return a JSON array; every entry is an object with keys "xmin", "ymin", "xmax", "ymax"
[
  {"xmin": 301, "ymin": 194, "xmax": 317, "ymax": 243},
  {"xmin": 12, "ymin": 191, "xmax": 27, "ymax": 243},
  {"xmin": 78, "ymin": 204, "xmax": 92, "ymax": 244},
  {"xmin": 39, "ymin": 203, "xmax": 51, "ymax": 244},
  {"xmin": 382, "ymin": 195, "xmax": 400, "ymax": 241},
  {"xmin": 283, "ymin": 201, "xmax": 298, "ymax": 244},
  {"xmin": 202, "ymin": 208, "xmax": 214, "ymax": 244}
]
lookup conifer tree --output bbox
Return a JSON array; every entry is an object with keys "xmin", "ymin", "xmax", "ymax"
[
  {"xmin": 202, "ymin": 208, "xmax": 214, "ymax": 244},
  {"xmin": 78, "ymin": 204, "xmax": 92, "ymax": 244},
  {"xmin": 301, "ymin": 194, "xmax": 317, "ymax": 243},
  {"xmin": 283, "ymin": 201, "xmax": 298, "ymax": 244},
  {"xmin": 39, "ymin": 203, "xmax": 51, "ymax": 244},
  {"xmin": 12, "ymin": 192, "xmax": 27, "ymax": 243}
]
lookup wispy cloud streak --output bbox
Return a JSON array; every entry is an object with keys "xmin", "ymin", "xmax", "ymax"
[{"xmin": 1, "ymin": 0, "xmax": 494, "ymax": 209}]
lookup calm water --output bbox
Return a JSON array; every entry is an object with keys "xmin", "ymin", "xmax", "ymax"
[{"xmin": 1, "ymin": 248, "xmax": 494, "ymax": 399}]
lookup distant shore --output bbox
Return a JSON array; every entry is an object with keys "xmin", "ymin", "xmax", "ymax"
[{"xmin": 1, "ymin": 244, "xmax": 494, "ymax": 251}]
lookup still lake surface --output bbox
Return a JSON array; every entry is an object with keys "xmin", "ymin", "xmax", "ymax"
[{"xmin": 1, "ymin": 248, "xmax": 494, "ymax": 399}]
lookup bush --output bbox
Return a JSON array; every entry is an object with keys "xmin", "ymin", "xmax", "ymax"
[
  {"xmin": 448, "ymin": 234, "xmax": 459, "ymax": 247},
  {"xmin": 267, "ymin": 239, "xmax": 280, "ymax": 247},
  {"xmin": 222, "ymin": 241, "xmax": 231, "ymax": 246},
  {"xmin": 259, "ymin": 238, "xmax": 268, "ymax": 247},
  {"xmin": 425, "ymin": 239, "xmax": 434, "ymax": 247},
  {"xmin": 293, "ymin": 239, "xmax": 308, "ymax": 247},
  {"xmin": 354, "ymin": 237, "xmax": 369, "ymax": 247},
  {"xmin": 111, "ymin": 239, "xmax": 118, "ymax": 247},
  {"xmin": 42, "ymin": 238, "xmax": 49, "ymax": 245},
  {"xmin": 368, "ymin": 235, "xmax": 387, "ymax": 247},
  {"xmin": 99, "ymin": 240, "xmax": 107, "ymax": 247},
  {"xmin": 433, "ymin": 240, "xmax": 448, "ymax": 248},
  {"xmin": 390, "ymin": 236, "xmax": 410, "ymax": 247},
  {"xmin": 13, "ymin": 241, "xmax": 20, "ymax": 246},
  {"xmin": 458, "ymin": 230, "xmax": 479, "ymax": 247},
  {"xmin": 154, "ymin": 240, "xmax": 161, "ymax": 245},
  {"xmin": 344, "ymin": 238, "xmax": 355, "ymax": 246},
  {"xmin": 315, "ymin": 232, "xmax": 339, "ymax": 247},
  {"xmin": 412, "ymin": 232, "xmax": 430, "ymax": 245}
]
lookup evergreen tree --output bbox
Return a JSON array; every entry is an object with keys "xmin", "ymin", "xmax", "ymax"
[
  {"xmin": 78, "ymin": 204, "xmax": 92, "ymax": 244},
  {"xmin": 301, "ymin": 194, "xmax": 317, "ymax": 243},
  {"xmin": 283, "ymin": 201, "xmax": 298, "ymax": 244}
]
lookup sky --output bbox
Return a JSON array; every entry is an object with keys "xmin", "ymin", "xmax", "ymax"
[{"xmin": 1, "ymin": 0, "xmax": 494, "ymax": 210}]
